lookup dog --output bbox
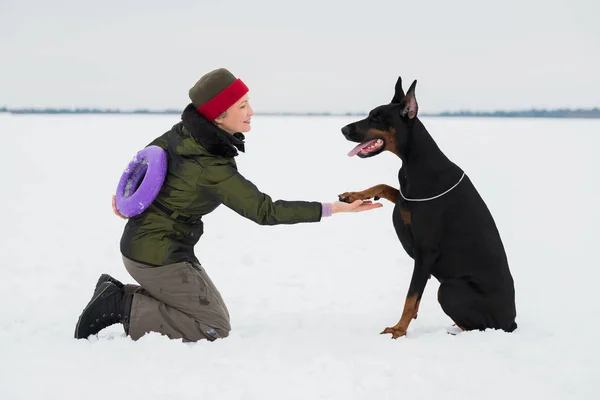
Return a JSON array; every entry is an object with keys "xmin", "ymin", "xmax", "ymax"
[{"xmin": 339, "ymin": 77, "xmax": 517, "ymax": 338}]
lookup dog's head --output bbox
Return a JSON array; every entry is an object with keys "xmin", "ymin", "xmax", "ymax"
[{"xmin": 341, "ymin": 76, "xmax": 418, "ymax": 158}]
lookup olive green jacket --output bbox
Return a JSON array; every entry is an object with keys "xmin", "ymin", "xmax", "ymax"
[{"xmin": 120, "ymin": 106, "xmax": 323, "ymax": 266}]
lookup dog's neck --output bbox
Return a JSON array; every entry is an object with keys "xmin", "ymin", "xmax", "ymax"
[{"xmin": 397, "ymin": 119, "xmax": 463, "ymax": 199}]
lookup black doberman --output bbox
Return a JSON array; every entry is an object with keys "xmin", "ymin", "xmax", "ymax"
[{"xmin": 339, "ymin": 77, "xmax": 517, "ymax": 338}]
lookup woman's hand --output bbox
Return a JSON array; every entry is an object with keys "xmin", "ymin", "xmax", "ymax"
[
  {"xmin": 331, "ymin": 199, "xmax": 383, "ymax": 213},
  {"xmin": 112, "ymin": 195, "xmax": 128, "ymax": 219}
]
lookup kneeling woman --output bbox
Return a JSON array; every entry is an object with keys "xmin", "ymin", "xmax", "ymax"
[{"xmin": 74, "ymin": 68, "xmax": 381, "ymax": 342}]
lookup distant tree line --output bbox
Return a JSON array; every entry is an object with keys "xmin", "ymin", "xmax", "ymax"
[
  {"xmin": 1, "ymin": 107, "xmax": 181, "ymax": 115},
  {"xmin": 1, "ymin": 106, "xmax": 599, "ymax": 118},
  {"xmin": 429, "ymin": 108, "xmax": 600, "ymax": 119}
]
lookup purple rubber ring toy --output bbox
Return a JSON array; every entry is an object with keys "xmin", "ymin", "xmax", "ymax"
[{"xmin": 115, "ymin": 145, "xmax": 167, "ymax": 218}]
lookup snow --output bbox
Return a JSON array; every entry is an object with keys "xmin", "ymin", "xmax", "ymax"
[{"xmin": 0, "ymin": 113, "xmax": 598, "ymax": 399}]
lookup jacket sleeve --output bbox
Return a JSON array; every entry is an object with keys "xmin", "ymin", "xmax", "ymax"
[{"xmin": 198, "ymin": 160, "xmax": 323, "ymax": 225}]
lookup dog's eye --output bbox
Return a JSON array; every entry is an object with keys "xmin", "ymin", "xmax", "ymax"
[{"xmin": 370, "ymin": 114, "xmax": 381, "ymax": 123}]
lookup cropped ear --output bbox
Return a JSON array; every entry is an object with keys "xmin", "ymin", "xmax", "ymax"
[
  {"xmin": 391, "ymin": 76, "xmax": 404, "ymax": 103},
  {"xmin": 401, "ymin": 79, "xmax": 418, "ymax": 119}
]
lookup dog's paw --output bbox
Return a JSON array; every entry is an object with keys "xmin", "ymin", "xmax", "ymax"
[
  {"xmin": 338, "ymin": 191, "xmax": 369, "ymax": 203},
  {"xmin": 380, "ymin": 326, "xmax": 407, "ymax": 339}
]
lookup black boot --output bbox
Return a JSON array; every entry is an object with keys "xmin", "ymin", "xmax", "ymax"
[
  {"xmin": 74, "ymin": 282, "xmax": 133, "ymax": 339},
  {"xmin": 95, "ymin": 274, "xmax": 124, "ymax": 292}
]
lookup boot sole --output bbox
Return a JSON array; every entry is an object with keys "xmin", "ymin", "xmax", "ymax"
[{"xmin": 74, "ymin": 282, "xmax": 113, "ymax": 339}]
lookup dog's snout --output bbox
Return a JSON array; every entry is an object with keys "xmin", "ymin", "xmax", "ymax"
[
  {"xmin": 341, "ymin": 125, "xmax": 351, "ymax": 137},
  {"xmin": 342, "ymin": 122, "xmax": 365, "ymax": 142}
]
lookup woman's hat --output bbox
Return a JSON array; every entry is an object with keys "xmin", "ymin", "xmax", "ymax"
[{"xmin": 189, "ymin": 68, "xmax": 249, "ymax": 120}]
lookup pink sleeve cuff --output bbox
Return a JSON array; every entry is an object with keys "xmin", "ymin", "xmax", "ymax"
[{"xmin": 321, "ymin": 202, "xmax": 333, "ymax": 217}]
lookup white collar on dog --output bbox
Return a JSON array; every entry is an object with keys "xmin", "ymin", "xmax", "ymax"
[{"xmin": 399, "ymin": 172, "xmax": 465, "ymax": 202}]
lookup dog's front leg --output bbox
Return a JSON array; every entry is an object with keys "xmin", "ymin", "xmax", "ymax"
[
  {"xmin": 381, "ymin": 249, "xmax": 437, "ymax": 338},
  {"xmin": 339, "ymin": 184, "xmax": 399, "ymax": 204}
]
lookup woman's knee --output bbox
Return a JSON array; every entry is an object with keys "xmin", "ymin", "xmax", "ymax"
[{"xmin": 198, "ymin": 315, "xmax": 231, "ymax": 341}]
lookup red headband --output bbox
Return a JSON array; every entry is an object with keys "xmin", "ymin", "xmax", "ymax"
[{"xmin": 195, "ymin": 79, "xmax": 249, "ymax": 120}]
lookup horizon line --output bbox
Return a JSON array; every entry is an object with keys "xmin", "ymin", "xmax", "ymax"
[{"xmin": 1, "ymin": 106, "xmax": 600, "ymax": 118}]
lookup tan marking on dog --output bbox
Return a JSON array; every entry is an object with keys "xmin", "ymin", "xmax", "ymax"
[
  {"xmin": 453, "ymin": 323, "xmax": 467, "ymax": 331},
  {"xmin": 366, "ymin": 127, "xmax": 399, "ymax": 157},
  {"xmin": 400, "ymin": 208, "xmax": 411, "ymax": 225},
  {"xmin": 381, "ymin": 295, "xmax": 420, "ymax": 339},
  {"xmin": 339, "ymin": 184, "xmax": 399, "ymax": 205}
]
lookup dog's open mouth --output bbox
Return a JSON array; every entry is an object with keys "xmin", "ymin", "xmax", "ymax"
[{"xmin": 347, "ymin": 139, "xmax": 384, "ymax": 157}]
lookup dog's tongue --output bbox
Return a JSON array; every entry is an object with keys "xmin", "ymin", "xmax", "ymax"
[{"xmin": 347, "ymin": 140, "xmax": 377, "ymax": 157}]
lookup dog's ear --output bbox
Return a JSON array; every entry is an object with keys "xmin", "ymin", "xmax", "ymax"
[
  {"xmin": 402, "ymin": 80, "xmax": 418, "ymax": 119},
  {"xmin": 391, "ymin": 76, "xmax": 404, "ymax": 103}
]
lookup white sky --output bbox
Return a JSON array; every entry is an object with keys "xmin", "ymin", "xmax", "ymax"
[{"xmin": 1, "ymin": 0, "xmax": 599, "ymax": 113}]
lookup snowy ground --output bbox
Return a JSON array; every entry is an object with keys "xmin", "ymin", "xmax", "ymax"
[{"xmin": 0, "ymin": 113, "xmax": 598, "ymax": 399}]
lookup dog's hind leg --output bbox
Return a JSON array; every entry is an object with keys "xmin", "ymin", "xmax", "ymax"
[
  {"xmin": 438, "ymin": 279, "xmax": 516, "ymax": 332},
  {"xmin": 438, "ymin": 279, "xmax": 488, "ymax": 331}
]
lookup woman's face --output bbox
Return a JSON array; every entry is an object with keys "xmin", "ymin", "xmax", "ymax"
[{"xmin": 214, "ymin": 94, "xmax": 254, "ymax": 134}]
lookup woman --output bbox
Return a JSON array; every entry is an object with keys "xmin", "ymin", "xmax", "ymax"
[{"xmin": 74, "ymin": 68, "xmax": 381, "ymax": 342}]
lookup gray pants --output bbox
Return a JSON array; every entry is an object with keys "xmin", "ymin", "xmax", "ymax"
[{"xmin": 122, "ymin": 256, "xmax": 231, "ymax": 342}]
